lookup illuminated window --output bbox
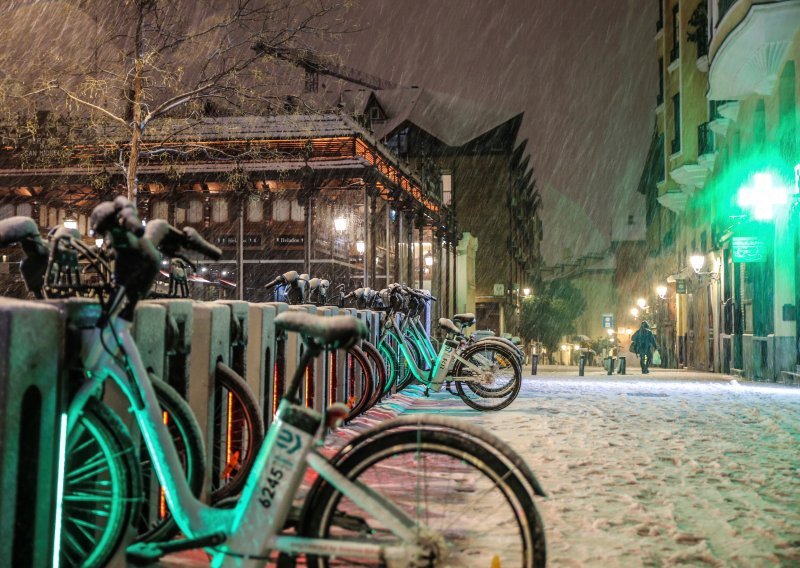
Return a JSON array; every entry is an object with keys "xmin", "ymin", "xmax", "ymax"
[
  {"xmin": 187, "ymin": 200, "xmax": 204, "ymax": 223},
  {"xmin": 152, "ymin": 200, "xmax": 169, "ymax": 221},
  {"xmin": 211, "ymin": 200, "xmax": 228, "ymax": 223},
  {"xmin": 290, "ymin": 199, "xmax": 305, "ymax": 221},
  {"xmin": 273, "ymin": 198, "xmax": 290, "ymax": 222},
  {"xmin": 16, "ymin": 203, "xmax": 32, "ymax": 218},
  {"xmin": 441, "ymin": 173, "xmax": 452, "ymax": 206},
  {"xmin": 248, "ymin": 200, "xmax": 264, "ymax": 222}
]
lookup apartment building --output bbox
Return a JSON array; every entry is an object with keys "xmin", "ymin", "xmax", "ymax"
[{"xmin": 638, "ymin": 0, "xmax": 799, "ymax": 379}]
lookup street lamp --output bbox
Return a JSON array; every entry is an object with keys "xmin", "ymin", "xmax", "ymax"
[
  {"xmin": 95, "ymin": 238, "xmax": 104, "ymax": 248},
  {"xmin": 636, "ymin": 297, "xmax": 647, "ymax": 309},
  {"xmin": 690, "ymin": 254, "xmax": 706, "ymax": 273},
  {"xmin": 424, "ymin": 253, "xmax": 434, "ymax": 267},
  {"xmin": 63, "ymin": 217, "xmax": 78, "ymax": 230},
  {"xmin": 630, "ymin": 307, "xmax": 639, "ymax": 318},
  {"xmin": 656, "ymin": 285, "xmax": 668, "ymax": 299},
  {"xmin": 523, "ymin": 287, "xmax": 531, "ymax": 296},
  {"xmin": 333, "ymin": 217, "xmax": 348, "ymax": 232},
  {"xmin": 355, "ymin": 240, "xmax": 366, "ymax": 254}
]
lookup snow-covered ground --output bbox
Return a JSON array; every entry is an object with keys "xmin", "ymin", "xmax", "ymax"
[{"xmin": 408, "ymin": 368, "xmax": 800, "ymax": 567}]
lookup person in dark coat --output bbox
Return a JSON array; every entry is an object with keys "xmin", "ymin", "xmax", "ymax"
[{"xmin": 631, "ymin": 321, "xmax": 657, "ymax": 374}]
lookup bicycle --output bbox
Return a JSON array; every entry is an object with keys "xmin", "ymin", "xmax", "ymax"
[
  {"xmin": 54, "ymin": 199, "xmax": 546, "ymax": 567},
  {"xmin": 374, "ymin": 284, "xmax": 523, "ymax": 411}
]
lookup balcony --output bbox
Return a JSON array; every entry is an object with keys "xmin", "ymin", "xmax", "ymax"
[
  {"xmin": 709, "ymin": 0, "xmax": 800, "ymax": 99},
  {"xmin": 658, "ymin": 189, "xmax": 689, "ymax": 214},
  {"xmin": 697, "ymin": 122, "xmax": 718, "ymax": 171}
]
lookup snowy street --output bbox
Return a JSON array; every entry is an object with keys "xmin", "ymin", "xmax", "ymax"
[{"xmin": 407, "ymin": 367, "xmax": 800, "ymax": 567}]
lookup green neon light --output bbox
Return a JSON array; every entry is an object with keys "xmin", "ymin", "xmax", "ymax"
[
  {"xmin": 52, "ymin": 412, "xmax": 68, "ymax": 568},
  {"xmin": 736, "ymin": 172, "xmax": 788, "ymax": 221}
]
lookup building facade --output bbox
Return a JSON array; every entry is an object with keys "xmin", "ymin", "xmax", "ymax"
[{"xmin": 638, "ymin": 0, "xmax": 799, "ymax": 379}]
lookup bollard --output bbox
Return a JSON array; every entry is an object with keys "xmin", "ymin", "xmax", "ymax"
[
  {"xmin": 618, "ymin": 356, "xmax": 626, "ymax": 375},
  {"xmin": 0, "ymin": 299, "xmax": 64, "ymax": 568},
  {"xmin": 607, "ymin": 356, "xmax": 614, "ymax": 375},
  {"xmin": 578, "ymin": 354, "xmax": 585, "ymax": 376},
  {"xmin": 531, "ymin": 353, "xmax": 539, "ymax": 375}
]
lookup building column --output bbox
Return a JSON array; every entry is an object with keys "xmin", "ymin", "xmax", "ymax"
[
  {"xmin": 363, "ymin": 187, "xmax": 370, "ymax": 288},
  {"xmin": 418, "ymin": 220, "xmax": 424, "ymax": 289}
]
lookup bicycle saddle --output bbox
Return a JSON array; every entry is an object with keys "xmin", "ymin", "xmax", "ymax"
[
  {"xmin": 438, "ymin": 318, "xmax": 461, "ymax": 336},
  {"xmin": 275, "ymin": 312, "xmax": 367, "ymax": 350},
  {"xmin": 452, "ymin": 313, "xmax": 476, "ymax": 326}
]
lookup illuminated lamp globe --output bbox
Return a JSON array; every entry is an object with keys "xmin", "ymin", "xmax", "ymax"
[
  {"xmin": 356, "ymin": 240, "xmax": 366, "ymax": 254},
  {"xmin": 424, "ymin": 253, "xmax": 434, "ymax": 267},
  {"xmin": 636, "ymin": 298, "xmax": 647, "ymax": 309},
  {"xmin": 333, "ymin": 217, "xmax": 348, "ymax": 232},
  {"xmin": 690, "ymin": 254, "xmax": 705, "ymax": 273},
  {"xmin": 656, "ymin": 285, "xmax": 668, "ymax": 299},
  {"xmin": 523, "ymin": 287, "xmax": 531, "ymax": 296},
  {"xmin": 630, "ymin": 307, "xmax": 639, "ymax": 318}
]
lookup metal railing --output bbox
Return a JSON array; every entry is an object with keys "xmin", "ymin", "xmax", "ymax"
[{"xmin": 698, "ymin": 122, "xmax": 715, "ymax": 155}]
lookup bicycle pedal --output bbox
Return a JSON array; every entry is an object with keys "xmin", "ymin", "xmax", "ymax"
[{"xmin": 126, "ymin": 532, "xmax": 226, "ymax": 564}]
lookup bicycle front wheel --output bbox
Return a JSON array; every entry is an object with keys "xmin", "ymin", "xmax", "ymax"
[
  {"xmin": 301, "ymin": 426, "xmax": 544, "ymax": 567},
  {"xmin": 454, "ymin": 343, "xmax": 522, "ymax": 411},
  {"xmin": 61, "ymin": 398, "xmax": 141, "ymax": 568}
]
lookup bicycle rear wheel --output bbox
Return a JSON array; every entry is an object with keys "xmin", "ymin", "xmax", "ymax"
[
  {"xmin": 344, "ymin": 344, "xmax": 374, "ymax": 420},
  {"xmin": 136, "ymin": 378, "xmax": 206, "ymax": 542},
  {"xmin": 211, "ymin": 362, "xmax": 264, "ymax": 503},
  {"xmin": 301, "ymin": 424, "xmax": 545, "ymax": 567},
  {"xmin": 60, "ymin": 398, "xmax": 141, "ymax": 568},
  {"xmin": 360, "ymin": 340, "xmax": 388, "ymax": 409},
  {"xmin": 454, "ymin": 343, "xmax": 522, "ymax": 411}
]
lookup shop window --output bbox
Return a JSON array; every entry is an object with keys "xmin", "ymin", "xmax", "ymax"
[
  {"xmin": 272, "ymin": 198, "xmax": 290, "ymax": 222},
  {"xmin": 290, "ymin": 199, "xmax": 305, "ymax": 221},
  {"xmin": 211, "ymin": 200, "xmax": 228, "ymax": 223},
  {"xmin": 187, "ymin": 199, "xmax": 204, "ymax": 223},
  {"xmin": 152, "ymin": 200, "xmax": 169, "ymax": 221},
  {"xmin": 247, "ymin": 200, "xmax": 264, "ymax": 222}
]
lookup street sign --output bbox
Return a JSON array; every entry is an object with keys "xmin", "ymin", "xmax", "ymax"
[
  {"xmin": 732, "ymin": 236, "xmax": 766, "ymax": 263},
  {"xmin": 675, "ymin": 279, "xmax": 686, "ymax": 294},
  {"xmin": 493, "ymin": 283, "xmax": 505, "ymax": 296},
  {"xmin": 602, "ymin": 314, "xmax": 614, "ymax": 329}
]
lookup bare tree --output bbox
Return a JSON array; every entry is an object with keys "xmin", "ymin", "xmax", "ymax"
[{"xmin": 0, "ymin": 0, "xmax": 354, "ymax": 202}]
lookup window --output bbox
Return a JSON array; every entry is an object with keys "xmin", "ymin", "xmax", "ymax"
[
  {"xmin": 152, "ymin": 200, "xmax": 168, "ymax": 221},
  {"xmin": 211, "ymin": 200, "xmax": 228, "ymax": 223},
  {"xmin": 670, "ymin": 3, "xmax": 680, "ymax": 62},
  {"xmin": 39, "ymin": 205, "xmax": 48, "ymax": 227},
  {"xmin": 657, "ymin": 58, "xmax": 664, "ymax": 105},
  {"xmin": 0, "ymin": 204, "xmax": 14, "ymax": 219},
  {"xmin": 16, "ymin": 203, "xmax": 32, "ymax": 218},
  {"xmin": 272, "ymin": 198, "xmax": 290, "ymax": 222},
  {"xmin": 628, "ymin": 214, "xmax": 635, "ymax": 226},
  {"xmin": 247, "ymin": 200, "xmax": 263, "ymax": 222},
  {"xmin": 290, "ymin": 199, "xmax": 305, "ymax": 221},
  {"xmin": 753, "ymin": 100, "xmax": 766, "ymax": 148},
  {"xmin": 187, "ymin": 199, "xmax": 204, "ymax": 223},
  {"xmin": 441, "ymin": 173, "xmax": 452, "ymax": 206},
  {"xmin": 386, "ymin": 126, "xmax": 410, "ymax": 156},
  {"xmin": 672, "ymin": 93, "xmax": 681, "ymax": 154}
]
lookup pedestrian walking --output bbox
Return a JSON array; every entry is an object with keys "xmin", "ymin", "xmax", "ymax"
[{"xmin": 630, "ymin": 321, "xmax": 657, "ymax": 374}]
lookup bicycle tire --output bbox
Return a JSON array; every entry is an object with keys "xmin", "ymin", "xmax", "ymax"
[
  {"xmin": 378, "ymin": 341, "xmax": 398, "ymax": 395},
  {"xmin": 60, "ymin": 398, "xmax": 141, "ymax": 568},
  {"xmin": 211, "ymin": 362, "xmax": 265, "ymax": 503},
  {"xmin": 360, "ymin": 340, "xmax": 388, "ymax": 409},
  {"xmin": 460, "ymin": 343, "xmax": 521, "ymax": 397},
  {"xmin": 135, "ymin": 378, "xmax": 206, "ymax": 543},
  {"xmin": 301, "ymin": 423, "xmax": 545, "ymax": 567},
  {"xmin": 454, "ymin": 343, "xmax": 522, "ymax": 411},
  {"xmin": 343, "ymin": 344, "xmax": 374, "ymax": 420}
]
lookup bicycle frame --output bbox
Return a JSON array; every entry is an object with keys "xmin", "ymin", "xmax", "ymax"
[
  {"xmin": 66, "ymin": 315, "xmax": 427, "ymax": 567},
  {"xmin": 379, "ymin": 314, "xmax": 486, "ymax": 391}
]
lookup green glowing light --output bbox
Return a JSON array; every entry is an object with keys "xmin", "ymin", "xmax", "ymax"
[
  {"xmin": 52, "ymin": 413, "xmax": 68, "ymax": 568},
  {"xmin": 736, "ymin": 172, "xmax": 789, "ymax": 221}
]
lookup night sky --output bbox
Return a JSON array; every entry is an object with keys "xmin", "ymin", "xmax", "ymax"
[{"xmin": 340, "ymin": 0, "xmax": 656, "ymax": 264}]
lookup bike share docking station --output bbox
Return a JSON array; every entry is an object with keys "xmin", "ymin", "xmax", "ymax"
[
  {"xmin": 286, "ymin": 304, "xmax": 337, "ymax": 414},
  {"xmin": 246, "ymin": 302, "xmax": 288, "ymax": 424},
  {"xmin": 0, "ymin": 299, "xmax": 64, "ymax": 568}
]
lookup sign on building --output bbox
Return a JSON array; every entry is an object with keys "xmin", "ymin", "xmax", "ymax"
[
  {"xmin": 493, "ymin": 283, "xmax": 505, "ymax": 296},
  {"xmin": 732, "ymin": 236, "xmax": 766, "ymax": 263},
  {"xmin": 275, "ymin": 234, "xmax": 304, "ymax": 249},
  {"xmin": 602, "ymin": 314, "xmax": 614, "ymax": 329},
  {"xmin": 675, "ymin": 279, "xmax": 686, "ymax": 294}
]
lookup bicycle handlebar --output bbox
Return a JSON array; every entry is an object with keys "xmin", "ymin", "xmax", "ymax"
[
  {"xmin": 90, "ymin": 196, "xmax": 144, "ymax": 237},
  {"xmin": 144, "ymin": 220, "xmax": 222, "ymax": 261}
]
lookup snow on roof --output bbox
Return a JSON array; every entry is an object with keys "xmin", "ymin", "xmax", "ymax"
[{"xmin": 345, "ymin": 87, "xmax": 521, "ymax": 147}]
